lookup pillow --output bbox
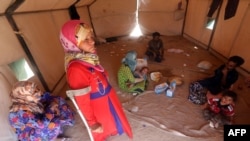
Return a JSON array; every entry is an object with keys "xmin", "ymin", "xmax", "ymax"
[{"xmin": 197, "ymin": 60, "xmax": 212, "ymax": 70}]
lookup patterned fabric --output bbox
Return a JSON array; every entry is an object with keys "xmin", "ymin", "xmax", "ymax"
[
  {"xmin": 9, "ymin": 82, "xmax": 75, "ymax": 141},
  {"xmin": 188, "ymin": 82, "xmax": 207, "ymax": 105},
  {"xmin": 118, "ymin": 64, "xmax": 146, "ymax": 94},
  {"xmin": 64, "ymin": 52, "xmax": 100, "ymax": 71},
  {"xmin": 203, "ymin": 98, "xmax": 235, "ymax": 126},
  {"xmin": 207, "ymin": 98, "xmax": 235, "ymax": 116},
  {"xmin": 59, "ymin": 20, "xmax": 92, "ymax": 52},
  {"xmin": 10, "ymin": 81, "xmax": 44, "ymax": 114}
]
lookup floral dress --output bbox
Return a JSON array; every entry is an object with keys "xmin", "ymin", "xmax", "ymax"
[{"xmin": 9, "ymin": 92, "xmax": 75, "ymax": 141}]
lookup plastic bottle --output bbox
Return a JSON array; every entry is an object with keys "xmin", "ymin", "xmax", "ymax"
[
  {"xmin": 154, "ymin": 82, "xmax": 169, "ymax": 94},
  {"xmin": 166, "ymin": 81, "xmax": 176, "ymax": 97}
]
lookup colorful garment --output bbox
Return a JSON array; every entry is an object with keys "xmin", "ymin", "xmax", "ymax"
[
  {"xmin": 118, "ymin": 64, "xmax": 147, "ymax": 93},
  {"xmin": 207, "ymin": 98, "xmax": 235, "ymax": 116},
  {"xmin": 9, "ymin": 92, "xmax": 75, "ymax": 141},
  {"xmin": 60, "ymin": 20, "xmax": 132, "ymax": 141},
  {"xmin": 67, "ymin": 60, "xmax": 133, "ymax": 141},
  {"xmin": 203, "ymin": 98, "xmax": 235, "ymax": 126}
]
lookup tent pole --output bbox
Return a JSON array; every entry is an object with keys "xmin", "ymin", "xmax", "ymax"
[{"xmin": 5, "ymin": 0, "xmax": 50, "ymax": 91}]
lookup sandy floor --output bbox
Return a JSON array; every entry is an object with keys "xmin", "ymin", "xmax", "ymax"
[{"xmin": 63, "ymin": 35, "xmax": 250, "ymax": 141}]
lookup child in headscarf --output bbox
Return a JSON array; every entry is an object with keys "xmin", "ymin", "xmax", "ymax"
[
  {"xmin": 59, "ymin": 20, "xmax": 132, "ymax": 141},
  {"xmin": 118, "ymin": 50, "xmax": 147, "ymax": 95},
  {"xmin": 8, "ymin": 81, "xmax": 75, "ymax": 141}
]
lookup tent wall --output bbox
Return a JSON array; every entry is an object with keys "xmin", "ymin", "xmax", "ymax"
[
  {"xmin": 0, "ymin": 66, "xmax": 18, "ymax": 141},
  {"xmin": 0, "ymin": 0, "xmax": 77, "ymax": 140},
  {"xmin": 87, "ymin": 0, "xmax": 137, "ymax": 38},
  {"xmin": 184, "ymin": 0, "xmax": 250, "ymax": 74},
  {"xmin": 12, "ymin": 10, "xmax": 70, "ymax": 92},
  {"xmin": 138, "ymin": 0, "xmax": 187, "ymax": 35},
  {"xmin": 183, "ymin": 0, "xmax": 212, "ymax": 47},
  {"xmin": 0, "ymin": 0, "xmax": 250, "ymax": 140},
  {"xmin": 211, "ymin": 0, "xmax": 250, "ymax": 71}
]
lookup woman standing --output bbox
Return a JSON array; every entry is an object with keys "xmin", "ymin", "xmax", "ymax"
[{"xmin": 59, "ymin": 20, "xmax": 132, "ymax": 141}]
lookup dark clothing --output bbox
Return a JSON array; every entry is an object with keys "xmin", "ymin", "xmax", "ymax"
[
  {"xmin": 225, "ymin": 0, "xmax": 239, "ymax": 20},
  {"xmin": 207, "ymin": 0, "xmax": 222, "ymax": 17},
  {"xmin": 198, "ymin": 64, "xmax": 238, "ymax": 95},
  {"xmin": 207, "ymin": 0, "xmax": 239, "ymax": 20},
  {"xmin": 145, "ymin": 39, "xmax": 164, "ymax": 62}
]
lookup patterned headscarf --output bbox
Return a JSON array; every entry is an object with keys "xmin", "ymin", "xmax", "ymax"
[
  {"xmin": 9, "ymin": 81, "xmax": 44, "ymax": 114},
  {"xmin": 122, "ymin": 50, "xmax": 137, "ymax": 72},
  {"xmin": 60, "ymin": 20, "xmax": 101, "ymax": 69},
  {"xmin": 60, "ymin": 20, "xmax": 92, "ymax": 52}
]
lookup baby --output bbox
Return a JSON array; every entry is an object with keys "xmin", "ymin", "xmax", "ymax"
[
  {"xmin": 134, "ymin": 66, "xmax": 149, "ymax": 80},
  {"xmin": 203, "ymin": 90, "xmax": 237, "ymax": 128}
]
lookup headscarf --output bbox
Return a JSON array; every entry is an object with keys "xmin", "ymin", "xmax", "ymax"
[
  {"xmin": 122, "ymin": 50, "xmax": 137, "ymax": 72},
  {"xmin": 60, "ymin": 20, "xmax": 92, "ymax": 52},
  {"xmin": 9, "ymin": 81, "xmax": 44, "ymax": 114},
  {"xmin": 60, "ymin": 20, "xmax": 101, "ymax": 69}
]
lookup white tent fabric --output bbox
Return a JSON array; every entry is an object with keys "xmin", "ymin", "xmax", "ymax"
[
  {"xmin": 0, "ymin": 66, "xmax": 18, "ymax": 141},
  {"xmin": 0, "ymin": 0, "xmax": 250, "ymax": 140}
]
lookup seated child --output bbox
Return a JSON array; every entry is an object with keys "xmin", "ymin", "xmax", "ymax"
[
  {"xmin": 202, "ymin": 90, "xmax": 237, "ymax": 128},
  {"xmin": 145, "ymin": 32, "xmax": 164, "ymax": 62}
]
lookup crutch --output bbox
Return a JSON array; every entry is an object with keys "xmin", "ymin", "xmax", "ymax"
[{"xmin": 66, "ymin": 90, "xmax": 94, "ymax": 141}]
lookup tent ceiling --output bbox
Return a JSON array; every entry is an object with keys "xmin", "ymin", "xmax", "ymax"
[
  {"xmin": 0, "ymin": 0, "xmax": 14, "ymax": 14},
  {"xmin": 76, "ymin": 0, "xmax": 95, "ymax": 7},
  {"xmin": 15, "ymin": 0, "xmax": 77, "ymax": 12},
  {"xmin": 0, "ymin": 0, "xmax": 95, "ymax": 13}
]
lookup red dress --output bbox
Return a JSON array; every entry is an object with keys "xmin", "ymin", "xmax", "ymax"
[{"xmin": 67, "ymin": 60, "xmax": 133, "ymax": 141}]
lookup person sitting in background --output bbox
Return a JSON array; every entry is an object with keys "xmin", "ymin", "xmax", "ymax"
[
  {"xmin": 8, "ymin": 81, "xmax": 75, "ymax": 141},
  {"xmin": 118, "ymin": 50, "xmax": 147, "ymax": 95},
  {"xmin": 203, "ymin": 90, "xmax": 237, "ymax": 128},
  {"xmin": 145, "ymin": 32, "xmax": 164, "ymax": 62},
  {"xmin": 188, "ymin": 55, "xmax": 244, "ymax": 105}
]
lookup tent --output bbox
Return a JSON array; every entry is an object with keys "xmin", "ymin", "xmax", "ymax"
[{"xmin": 1, "ymin": 0, "xmax": 249, "ymax": 140}]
